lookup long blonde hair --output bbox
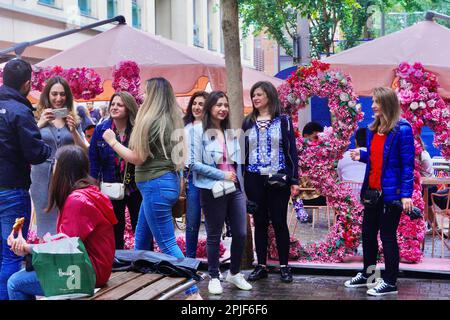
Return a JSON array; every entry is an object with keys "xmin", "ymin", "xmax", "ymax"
[
  {"xmin": 129, "ymin": 78, "xmax": 185, "ymax": 168},
  {"xmin": 35, "ymin": 76, "xmax": 79, "ymax": 124},
  {"xmin": 369, "ymin": 87, "xmax": 401, "ymax": 134}
]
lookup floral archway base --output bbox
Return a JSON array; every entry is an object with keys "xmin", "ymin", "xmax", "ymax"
[{"xmin": 276, "ymin": 60, "xmax": 365, "ymax": 262}]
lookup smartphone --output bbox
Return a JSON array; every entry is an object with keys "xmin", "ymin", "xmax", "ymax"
[{"xmin": 53, "ymin": 108, "xmax": 69, "ymax": 119}]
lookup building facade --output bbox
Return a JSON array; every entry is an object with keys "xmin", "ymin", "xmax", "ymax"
[{"xmin": 0, "ymin": 0, "xmax": 254, "ymax": 67}]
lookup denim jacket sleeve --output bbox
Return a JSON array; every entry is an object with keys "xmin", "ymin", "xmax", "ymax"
[
  {"xmin": 88, "ymin": 124, "xmax": 102, "ymax": 180},
  {"xmin": 190, "ymin": 125, "xmax": 225, "ymax": 180}
]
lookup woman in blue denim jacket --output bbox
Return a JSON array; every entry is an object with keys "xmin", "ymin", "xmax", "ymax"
[
  {"xmin": 344, "ymin": 87, "xmax": 415, "ymax": 296},
  {"xmin": 183, "ymin": 91, "xmax": 209, "ymax": 258},
  {"xmin": 89, "ymin": 91, "xmax": 142, "ymax": 250},
  {"xmin": 190, "ymin": 91, "xmax": 252, "ymax": 295}
]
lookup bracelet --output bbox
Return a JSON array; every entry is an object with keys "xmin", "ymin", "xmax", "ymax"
[{"xmin": 110, "ymin": 140, "xmax": 118, "ymax": 148}]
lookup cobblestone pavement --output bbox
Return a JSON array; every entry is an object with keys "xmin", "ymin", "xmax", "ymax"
[
  {"xmin": 172, "ymin": 271, "xmax": 450, "ymax": 300},
  {"xmin": 172, "ymin": 208, "xmax": 449, "ymax": 300}
]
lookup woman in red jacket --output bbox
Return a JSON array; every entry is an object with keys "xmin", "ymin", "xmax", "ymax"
[{"xmin": 6, "ymin": 145, "xmax": 117, "ymax": 300}]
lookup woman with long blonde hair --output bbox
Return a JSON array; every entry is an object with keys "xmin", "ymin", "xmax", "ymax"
[
  {"xmin": 31, "ymin": 76, "xmax": 88, "ymax": 238},
  {"xmin": 344, "ymin": 87, "xmax": 414, "ymax": 296},
  {"xmin": 102, "ymin": 78, "xmax": 200, "ymax": 299}
]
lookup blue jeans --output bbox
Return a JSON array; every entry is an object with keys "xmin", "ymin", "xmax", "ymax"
[
  {"xmin": 135, "ymin": 172, "xmax": 198, "ymax": 295},
  {"xmin": 0, "ymin": 189, "xmax": 31, "ymax": 300},
  {"xmin": 7, "ymin": 269, "xmax": 43, "ymax": 300},
  {"xmin": 185, "ymin": 172, "xmax": 202, "ymax": 259}
]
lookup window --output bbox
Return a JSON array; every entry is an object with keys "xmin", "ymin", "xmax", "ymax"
[
  {"xmin": 38, "ymin": 0, "xmax": 56, "ymax": 6},
  {"xmin": 132, "ymin": 0, "xmax": 142, "ymax": 29},
  {"xmin": 107, "ymin": 0, "xmax": 117, "ymax": 19},
  {"xmin": 78, "ymin": 0, "xmax": 91, "ymax": 16}
]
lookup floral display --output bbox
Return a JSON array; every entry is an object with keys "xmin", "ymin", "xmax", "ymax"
[
  {"xmin": 277, "ymin": 60, "xmax": 365, "ymax": 262},
  {"xmin": 123, "ymin": 208, "xmax": 226, "ymax": 258},
  {"xmin": 64, "ymin": 67, "xmax": 104, "ymax": 100},
  {"xmin": 393, "ymin": 62, "xmax": 450, "ymax": 262},
  {"xmin": 112, "ymin": 60, "xmax": 144, "ymax": 104},
  {"xmin": 31, "ymin": 65, "xmax": 103, "ymax": 100}
]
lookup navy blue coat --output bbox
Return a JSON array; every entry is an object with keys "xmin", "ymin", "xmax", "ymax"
[
  {"xmin": 89, "ymin": 118, "xmax": 119, "ymax": 182},
  {"xmin": 360, "ymin": 119, "xmax": 415, "ymax": 202},
  {"xmin": 0, "ymin": 85, "xmax": 51, "ymax": 189}
]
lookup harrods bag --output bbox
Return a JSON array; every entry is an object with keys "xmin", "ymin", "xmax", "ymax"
[{"xmin": 32, "ymin": 234, "xmax": 96, "ymax": 299}]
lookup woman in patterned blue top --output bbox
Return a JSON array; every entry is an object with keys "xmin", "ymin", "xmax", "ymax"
[{"xmin": 242, "ymin": 81, "xmax": 299, "ymax": 283}]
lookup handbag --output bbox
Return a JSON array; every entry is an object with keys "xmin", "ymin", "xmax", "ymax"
[
  {"xmin": 100, "ymin": 162, "xmax": 128, "ymax": 201},
  {"xmin": 266, "ymin": 173, "xmax": 288, "ymax": 188},
  {"xmin": 32, "ymin": 234, "xmax": 96, "ymax": 299},
  {"xmin": 172, "ymin": 170, "xmax": 187, "ymax": 219},
  {"xmin": 362, "ymin": 189, "xmax": 382, "ymax": 208},
  {"xmin": 212, "ymin": 180, "xmax": 236, "ymax": 198}
]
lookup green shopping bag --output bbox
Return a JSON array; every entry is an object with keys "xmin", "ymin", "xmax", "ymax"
[{"xmin": 31, "ymin": 235, "xmax": 96, "ymax": 299}]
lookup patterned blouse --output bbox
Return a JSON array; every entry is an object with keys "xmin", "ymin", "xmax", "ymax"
[{"xmin": 246, "ymin": 116, "xmax": 286, "ymax": 175}]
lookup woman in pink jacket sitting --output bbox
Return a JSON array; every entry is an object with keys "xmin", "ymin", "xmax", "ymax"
[{"xmin": 7, "ymin": 145, "xmax": 117, "ymax": 300}]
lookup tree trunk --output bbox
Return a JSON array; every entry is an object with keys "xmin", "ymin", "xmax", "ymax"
[
  {"xmin": 220, "ymin": 0, "xmax": 244, "ymax": 130},
  {"xmin": 221, "ymin": 0, "xmax": 254, "ymax": 269}
]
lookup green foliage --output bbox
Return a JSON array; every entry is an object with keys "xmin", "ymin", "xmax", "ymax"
[{"xmin": 239, "ymin": 0, "xmax": 450, "ymax": 58}]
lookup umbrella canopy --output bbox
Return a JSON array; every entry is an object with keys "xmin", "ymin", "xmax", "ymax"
[
  {"xmin": 323, "ymin": 21, "xmax": 450, "ymax": 98},
  {"xmin": 37, "ymin": 24, "xmax": 282, "ymax": 106}
]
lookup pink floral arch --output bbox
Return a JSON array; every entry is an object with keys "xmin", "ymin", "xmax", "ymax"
[{"xmin": 274, "ymin": 60, "xmax": 450, "ymax": 263}]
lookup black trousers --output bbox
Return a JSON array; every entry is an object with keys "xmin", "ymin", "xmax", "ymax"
[
  {"xmin": 111, "ymin": 190, "xmax": 142, "ymax": 249},
  {"xmin": 362, "ymin": 196, "xmax": 402, "ymax": 285},
  {"xmin": 244, "ymin": 172, "xmax": 291, "ymax": 266}
]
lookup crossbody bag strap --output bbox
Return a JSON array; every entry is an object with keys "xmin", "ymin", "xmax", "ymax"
[{"xmin": 122, "ymin": 162, "xmax": 128, "ymax": 185}]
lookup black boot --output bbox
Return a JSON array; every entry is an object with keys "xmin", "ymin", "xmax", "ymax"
[
  {"xmin": 280, "ymin": 266, "xmax": 293, "ymax": 283},
  {"xmin": 247, "ymin": 265, "xmax": 268, "ymax": 281}
]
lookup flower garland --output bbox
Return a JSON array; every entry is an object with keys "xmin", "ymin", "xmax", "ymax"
[
  {"xmin": 31, "ymin": 66, "xmax": 103, "ymax": 100},
  {"xmin": 112, "ymin": 61, "xmax": 144, "ymax": 104},
  {"xmin": 394, "ymin": 62, "xmax": 450, "ymax": 262},
  {"xmin": 123, "ymin": 209, "xmax": 226, "ymax": 258},
  {"xmin": 277, "ymin": 60, "xmax": 365, "ymax": 262}
]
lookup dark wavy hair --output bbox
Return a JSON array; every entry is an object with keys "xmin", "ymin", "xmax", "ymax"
[
  {"xmin": 202, "ymin": 91, "xmax": 230, "ymax": 132},
  {"xmin": 46, "ymin": 145, "xmax": 96, "ymax": 212},
  {"xmin": 183, "ymin": 91, "xmax": 209, "ymax": 125},
  {"xmin": 247, "ymin": 81, "xmax": 282, "ymax": 122}
]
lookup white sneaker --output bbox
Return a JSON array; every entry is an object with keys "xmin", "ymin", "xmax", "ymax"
[
  {"xmin": 208, "ymin": 278, "xmax": 223, "ymax": 295},
  {"xmin": 219, "ymin": 271, "xmax": 224, "ymax": 282},
  {"xmin": 226, "ymin": 272, "xmax": 253, "ymax": 291}
]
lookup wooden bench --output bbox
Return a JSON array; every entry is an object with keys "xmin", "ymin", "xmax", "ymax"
[{"xmin": 86, "ymin": 271, "xmax": 199, "ymax": 300}]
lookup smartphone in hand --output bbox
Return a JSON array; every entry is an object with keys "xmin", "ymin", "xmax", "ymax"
[{"xmin": 53, "ymin": 108, "xmax": 69, "ymax": 118}]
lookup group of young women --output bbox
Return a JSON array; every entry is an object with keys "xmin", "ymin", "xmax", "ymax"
[{"xmin": 6, "ymin": 71, "xmax": 415, "ymax": 299}]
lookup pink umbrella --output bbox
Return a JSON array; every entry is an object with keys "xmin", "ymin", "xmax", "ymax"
[
  {"xmin": 323, "ymin": 21, "xmax": 450, "ymax": 98},
  {"xmin": 37, "ymin": 24, "xmax": 282, "ymax": 106}
]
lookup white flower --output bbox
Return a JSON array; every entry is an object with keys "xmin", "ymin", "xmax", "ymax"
[
  {"xmin": 400, "ymin": 79, "xmax": 407, "ymax": 88},
  {"xmin": 348, "ymin": 101, "xmax": 356, "ymax": 108},
  {"xmin": 443, "ymin": 109, "xmax": 450, "ymax": 117},
  {"xmin": 427, "ymin": 100, "xmax": 436, "ymax": 108},
  {"xmin": 287, "ymin": 93, "xmax": 297, "ymax": 104},
  {"xmin": 335, "ymin": 72, "xmax": 344, "ymax": 81},
  {"xmin": 410, "ymin": 102, "xmax": 419, "ymax": 110},
  {"xmin": 295, "ymin": 98, "xmax": 301, "ymax": 105},
  {"xmin": 339, "ymin": 92, "xmax": 350, "ymax": 102},
  {"xmin": 419, "ymin": 101, "xmax": 427, "ymax": 109},
  {"xmin": 340, "ymin": 78, "xmax": 348, "ymax": 86},
  {"xmin": 356, "ymin": 103, "xmax": 362, "ymax": 112}
]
